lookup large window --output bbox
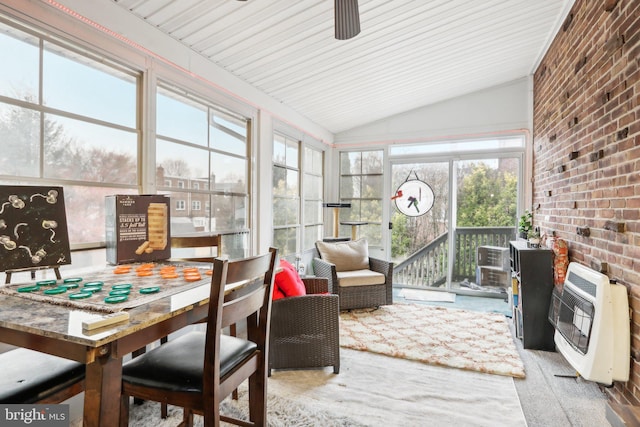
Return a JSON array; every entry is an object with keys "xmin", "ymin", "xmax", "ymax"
[
  {"xmin": 303, "ymin": 146, "xmax": 324, "ymax": 251},
  {"xmin": 339, "ymin": 150, "xmax": 384, "ymax": 245},
  {"xmin": 0, "ymin": 21, "xmax": 139, "ymax": 246},
  {"xmin": 272, "ymin": 134, "xmax": 300, "ymax": 256},
  {"xmin": 272, "ymin": 135, "xmax": 324, "ymax": 255},
  {"xmin": 156, "ymin": 84, "xmax": 250, "ymax": 258}
]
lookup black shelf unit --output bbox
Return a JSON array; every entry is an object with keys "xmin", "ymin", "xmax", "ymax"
[{"xmin": 509, "ymin": 240, "xmax": 556, "ymax": 351}]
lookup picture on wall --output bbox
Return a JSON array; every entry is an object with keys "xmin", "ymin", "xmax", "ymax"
[{"xmin": 0, "ymin": 186, "xmax": 71, "ymax": 272}]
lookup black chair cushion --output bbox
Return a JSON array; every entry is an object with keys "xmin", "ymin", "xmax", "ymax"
[
  {"xmin": 122, "ymin": 331, "xmax": 257, "ymax": 393},
  {"xmin": 0, "ymin": 348, "xmax": 85, "ymax": 403}
]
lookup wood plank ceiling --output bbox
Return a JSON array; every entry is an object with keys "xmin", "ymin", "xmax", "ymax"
[{"xmin": 112, "ymin": 0, "xmax": 574, "ymax": 134}]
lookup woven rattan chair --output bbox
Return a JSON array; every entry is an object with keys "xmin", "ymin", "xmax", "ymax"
[
  {"xmin": 314, "ymin": 239, "xmax": 393, "ymax": 311},
  {"xmin": 269, "ymin": 277, "xmax": 340, "ymax": 375}
]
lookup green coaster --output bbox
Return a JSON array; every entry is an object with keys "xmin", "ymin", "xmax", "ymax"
[
  {"xmin": 104, "ymin": 295, "xmax": 128, "ymax": 304},
  {"xmin": 112, "ymin": 283, "xmax": 133, "ymax": 290},
  {"xmin": 36, "ymin": 280, "xmax": 57, "ymax": 286},
  {"xmin": 139, "ymin": 286, "xmax": 160, "ymax": 294},
  {"xmin": 109, "ymin": 289, "xmax": 130, "ymax": 296},
  {"xmin": 61, "ymin": 283, "xmax": 80, "ymax": 290},
  {"xmin": 63, "ymin": 277, "xmax": 83, "ymax": 284},
  {"xmin": 69, "ymin": 291, "xmax": 93, "ymax": 300},
  {"xmin": 17, "ymin": 285, "xmax": 40, "ymax": 293},
  {"xmin": 82, "ymin": 286, "xmax": 103, "ymax": 293},
  {"xmin": 83, "ymin": 281, "xmax": 104, "ymax": 287},
  {"xmin": 44, "ymin": 287, "xmax": 67, "ymax": 295}
]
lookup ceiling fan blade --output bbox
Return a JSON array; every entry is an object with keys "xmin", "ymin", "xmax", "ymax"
[{"xmin": 335, "ymin": 0, "xmax": 360, "ymax": 40}]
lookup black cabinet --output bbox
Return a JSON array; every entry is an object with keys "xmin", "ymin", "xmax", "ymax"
[{"xmin": 509, "ymin": 240, "xmax": 555, "ymax": 351}]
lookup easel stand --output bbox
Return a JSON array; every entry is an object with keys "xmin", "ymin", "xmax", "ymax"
[{"xmin": 4, "ymin": 265, "xmax": 62, "ymax": 285}]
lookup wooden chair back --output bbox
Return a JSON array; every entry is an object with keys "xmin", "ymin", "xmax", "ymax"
[
  {"xmin": 170, "ymin": 234, "xmax": 221, "ymax": 263},
  {"xmin": 200, "ymin": 247, "xmax": 278, "ymax": 424}
]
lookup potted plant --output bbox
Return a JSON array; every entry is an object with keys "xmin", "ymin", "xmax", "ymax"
[
  {"xmin": 518, "ymin": 210, "xmax": 532, "ymax": 239},
  {"xmin": 528, "ymin": 229, "xmax": 541, "ymax": 248}
]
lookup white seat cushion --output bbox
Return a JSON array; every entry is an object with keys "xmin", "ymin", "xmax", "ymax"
[{"xmin": 337, "ymin": 269, "xmax": 386, "ymax": 287}]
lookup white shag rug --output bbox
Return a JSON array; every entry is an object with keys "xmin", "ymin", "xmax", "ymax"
[
  {"xmin": 124, "ymin": 348, "xmax": 527, "ymax": 427},
  {"xmin": 340, "ymin": 303, "xmax": 526, "ymax": 378}
]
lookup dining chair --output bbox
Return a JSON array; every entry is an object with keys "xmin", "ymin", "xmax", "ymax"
[
  {"xmin": 0, "ymin": 347, "xmax": 85, "ymax": 404},
  {"xmin": 119, "ymin": 247, "xmax": 278, "ymax": 427},
  {"xmin": 131, "ymin": 233, "xmax": 222, "ymax": 417}
]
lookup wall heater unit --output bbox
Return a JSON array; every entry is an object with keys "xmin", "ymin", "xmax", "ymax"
[{"xmin": 548, "ymin": 262, "xmax": 630, "ymax": 385}]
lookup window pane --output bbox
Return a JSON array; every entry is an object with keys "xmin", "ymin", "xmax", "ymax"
[
  {"xmin": 211, "ymin": 194, "xmax": 247, "ymax": 230},
  {"xmin": 43, "ymin": 114, "xmax": 137, "ymax": 184},
  {"xmin": 0, "ymin": 103, "xmax": 40, "ymax": 177},
  {"xmin": 156, "ymin": 91, "xmax": 207, "ymax": 146},
  {"xmin": 304, "ymin": 200, "xmax": 321, "ymax": 224},
  {"xmin": 304, "ymin": 225, "xmax": 322, "ymax": 250},
  {"xmin": 273, "ymin": 166, "xmax": 286, "ymax": 197},
  {"xmin": 340, "ymin": 152, "xmax": 360, "ymax": 174},
  {"xmin": 210, "ymin": 113, "xmax": 246, "ymax": 156},
  {"xmin": 211, "ymin": 152, "xmax": 246, "ymax": 192},
  {"xmin": 273, "ymin": 135, "xmax": 286, "ymax": 164},
  {"xmin": 362, "ymin": 151, "xmax": 383, "ymax": 174},
  {"xmin": 0, "ymin": 26, "xmax": 39, "ymax": 101},
  {"xmin": 362, "ymin": 175, "xmax": 383, "ymax": 198},
  {"xmin": 274, "ymin": 227, "xmax": 297, "ymax": 256},
  {"xmin": 69, "ymin": 185, "xmax": 136, "ymax": 244},
  {"xmin": 157, "ymin": 139, "xmax": 210, "ymax": 181},
  {"xmin": 43, "ymin": 43, "xmax": 136, "ymax": 128},
  {"xmin": 285, "ymin": 140, "xmax": 298, "ymax": 168},
  {"xmin": 304, "ymin": 146, "xmax": 323, "ymax": 175},
  {"xmin": 304, "ymin": 175, "xmax": 322, "ymax": 200},
  {"xmin": 340, "ymin": 176, "xmax": 361, "ymax": 198},
  {"xmin": 285, "ymin": 169, "xmax": 299, "ymax": 196}
]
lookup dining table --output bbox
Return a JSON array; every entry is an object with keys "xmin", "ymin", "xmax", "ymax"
[{"xmin": 0, "ymin": 262, "xmax": 227, "ymax": 427}]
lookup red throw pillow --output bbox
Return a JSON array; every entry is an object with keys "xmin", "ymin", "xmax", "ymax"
[{"xmin": 274, "ymin": 259, "xmax": 306, "ymax": 299}]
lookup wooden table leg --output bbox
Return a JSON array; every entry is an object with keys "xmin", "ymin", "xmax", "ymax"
[{"xmin": 83, "ymin": 352, "xmax": 123, "ymax": 427}]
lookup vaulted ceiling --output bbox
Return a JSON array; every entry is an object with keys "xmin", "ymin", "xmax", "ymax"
[{"xmin": 111, "ymin": 0, "xmax": 573, "ymax": 134}]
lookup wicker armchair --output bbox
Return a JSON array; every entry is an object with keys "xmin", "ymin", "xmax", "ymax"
[
  {"xmin": 314, "ymin": 239, "xmax": 393, "ymax": 311},
  {"xmin": 269, "ymin": 277, "xmax": 340, "ymax": 375}
]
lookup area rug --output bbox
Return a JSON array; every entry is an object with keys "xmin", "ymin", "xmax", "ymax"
[
  {"xmin": 339, "ymin": 303, "xmax": 526, "ymax": 378},
  {"xmin": 399, "ymin": 288, "xmax": 456, "ymax": 302},
  {"xmin": 120, "ymin": 348, "xmax": 527, "ymax": 427},
  {"xmin": 121, "ymin": 386, "xmax": 365, "ymax": 427}
]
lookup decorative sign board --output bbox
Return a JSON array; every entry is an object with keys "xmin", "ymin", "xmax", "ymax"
[
  {"xmin": 0, "ymin": 186, "xmax": 71, "ymax": 272},
  {"xmin": 105, "ymin": 195, "xmax": 171, "ymax": 265}
]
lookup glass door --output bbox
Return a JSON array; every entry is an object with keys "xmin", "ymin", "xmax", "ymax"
[
  {"xmin": 390, "ymin": 161, "xmax": 450, "ymax": 289},
  {"xmin": 452, "ymin": 157, "xmax": 519, "ymax": 295}
]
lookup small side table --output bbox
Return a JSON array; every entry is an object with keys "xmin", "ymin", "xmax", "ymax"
[{"xmin": 340, "ymin": 221, "xmax": 368, "ymax": 240}]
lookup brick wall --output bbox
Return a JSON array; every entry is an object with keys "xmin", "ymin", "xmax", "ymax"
[{"xmin": 533, "ymin": 0, "xmax": 639, "ymax": 408}]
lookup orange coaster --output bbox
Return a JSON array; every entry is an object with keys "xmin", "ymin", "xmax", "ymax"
[
  {"xmin": 205, "ymin": 270, "xmax": 213, "ymax": 276},
  {"xmin": 161, "ymin": 273, "xmax": 179, "ymax": 279},
  {"xmin": 184, "ymin": 274, "xmax": 202, "ymax": 282},
  {"xmin": 114, "ymin": 266, "xmax": 131, "ymax": 274},
  {"xmin": 136, "ymin": 270, "xmax": 154, "ymax": 277},
  {"xmin": 183, "ymin": 267, "xmax": 199, "ymax": 274}
]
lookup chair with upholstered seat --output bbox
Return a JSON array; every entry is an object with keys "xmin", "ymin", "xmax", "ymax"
[
  {"xmin": 119, "ymin": 248, "xmax": 278, "ymax": 427},
  {"xmin": 314, "ymin": 238, "xmax": 393, "ymax": 311},
  {"xmin": 0, "ymin": 348, "xmax": 85, "ymax": 404}
]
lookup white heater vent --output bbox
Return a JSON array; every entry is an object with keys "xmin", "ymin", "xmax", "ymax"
[{"xmin": 548, "ymin": 262, "xmax": 630, "ymax": 385}]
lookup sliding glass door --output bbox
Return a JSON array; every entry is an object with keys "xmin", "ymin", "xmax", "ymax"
[{"xmin": 388, "ymin": 137, "xmax": 524, "ymax": 294}]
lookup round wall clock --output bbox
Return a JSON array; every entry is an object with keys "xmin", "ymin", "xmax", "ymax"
[{"xmin": 393, "ymin": 179, "xmax": 434, "ymax": 217}]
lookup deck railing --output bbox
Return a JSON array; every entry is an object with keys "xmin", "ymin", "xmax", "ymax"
[{"xmin": 393, "ymin": 226, "xmax": 516, "ymax": 288}]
